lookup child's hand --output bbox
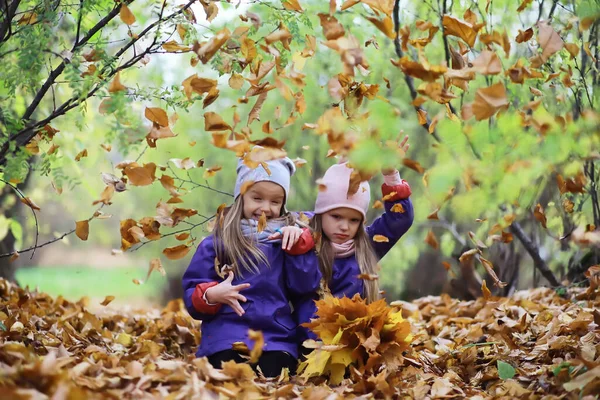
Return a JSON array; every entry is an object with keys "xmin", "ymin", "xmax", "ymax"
[
  {"xmin": 204, "ymin": 272, "xmax": 250, "ymax": 316},
  {"xmin": 382, "ymin": 134, "xmax": 409, "ymax": 175},
  {"xmin": 268, "ymin": 226, "xmax": 304, "ymax": 250}
]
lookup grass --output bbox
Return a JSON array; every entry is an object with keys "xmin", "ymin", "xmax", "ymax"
[{"xmin": 16, "ymin": 266, "xmax": 166, "ymax": 303}]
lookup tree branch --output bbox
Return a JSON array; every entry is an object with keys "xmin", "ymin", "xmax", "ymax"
[
  {"xmin": 0, "ymin": 0, "xmax": 20, "ymax": 45},
  {"xmin": 509, "ymin": 221, "xmax": 561, "ymax": 287},
  {"xmin": 0, "ymin": 178, "xmax": 39, "ymax": 259},
  {"xmin": 393, "ymin": 0, "xmax": 442, "ymax": 142}
]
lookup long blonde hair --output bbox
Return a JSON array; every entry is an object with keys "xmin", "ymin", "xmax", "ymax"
[
  {"xmin": 310, "ymin": 214, "xmax": 380, "ymax": 303},
  {"xmin": 213, "ymin": 196, "xmax": 295, "ymax": 277}
]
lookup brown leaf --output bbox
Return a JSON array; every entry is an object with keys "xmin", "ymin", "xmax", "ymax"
[
  {"xmin": 424, "ymin": 230, "xmax": 439, "ymax": 249},
  {"xmin": 163, "ymin": 245, "xmax": 191, "ymax": 260},
  {"xmin": 282, "ymin": 0, "xmax": 303, "ymax": 11},
  {"xmin": 367, "ymin": 16, "xmax": 395, "ymax": 39},
  {"xmin": 145, "ymin": 107, "xmax": 169, "ymax": 127},
  {"xmin": 479, "ymin": 256, "xmax": 507, "ymax": 287},
  {"xmin": 481, "ymin": 279, "xmax": 492, "ymax": 300},
  {"xmin": 402, "ymin": 158, "xmax": 425, "ymax": 174},
  {"xmin": 534, "ymin": 203, "xmax": 547, "ymax": 228},
  {"xmin": 170, "ymin": 158, "xmax": 196, "ymax": 170},
  {"xmin": 92, "ymin": 185, "xmax": 115, "ymax": 205},
  {"xmin": 21, "ymin": 197, "xmax": 41, "ymax": 210},
  {"xmin": 357, "ymin": 273, "xmax": 379, "ymax": 280},
  {"xmin": 530, "ymin": 22, "xmax": 564, "ymax": 67},
  {"xmin": 229, "ymin": 73, "xmax": 245, "ymax": 90},
  {"xmin": 373, "ymin": 200, "xmax": 383, "ymax": 209},
  {"xmin": 392, "ymin": 57, "xmax": 447, "ymax": 82},
  {"xmin": 123, "ymin": 163, "xmax": 156, "ymax": 186},
  {"xmin": 442, "ymin": 15, "xmax": 477, "ymax": 47},
  {"xmin": 75, "ymin": 220, "xmax": 89, "ymax": 241},
  {"xmin": 75, "ymin": 149, "xmax": 88, "ymax": 161},
  {"xmin": 248, "ymin": 329, "xmax": 265, "ymax": 364},
  {"xmin": 108, "ymin": 72, "xmax": 127, "ymax": 93},
  {"xmin": 162, "ymin": 41, "xmax": 190, "ymax": 53},
  {"xmin": 516, "ymin": 28, "xmax": 534, "ymax": 43},
  {"xmin": 120, "ymin": 4, "xmax": 136, "ymax": 25},
  {"xmin": 318, "ymin": 13, "xmax": 345, "ymax": 40},
  {"xmin": 204, "ymin": 112, "xmax": 232, "ymax": 131},
  {"xmin": 471, "ymin": 82, "xmax": 509, "ymax": 121},
  {"xmin": 203, "ymin": 165, "xmax": 222, "ymax": 179},
  {"xmin": 471, "ymin": 50, "xmax": 502, "ymax": 75},
  {"xmin": 564, "ymin": 43, "xmax": 579, "ymax": 59},
  {"xmin": 416, "ymin": 108, "xmax": 428, "ymax": 125},
  {"xmin": 427, "ymin": 209, "xmax": 439, "ymax": 219},
  {"xmin": 194, "ymin": 28, "xmax": 231, "ymax": 64},
  {"xmin": 100, "ymin": 295, "xmax": 115, "ymax": 306},
  {"xmin": 175, "ymin": 232, "xmax": 190, "ymax": 241},
  {"xmin": 248, "ymin": 92, "xmax": 268, "ymax": 125}
]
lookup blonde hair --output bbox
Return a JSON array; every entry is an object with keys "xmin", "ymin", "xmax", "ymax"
[
  {"xmin": 213, "ymin": 196, "xmax": 295, "ymax": 277},
  {"xmin": 309, "ymin": 214, "xmax": 380, "ymax": 303}
]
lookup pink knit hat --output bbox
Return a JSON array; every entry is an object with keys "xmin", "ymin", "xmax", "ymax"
[{"xmin": 314, "ymin": 163, "xmax": 370, "ymax": 219}]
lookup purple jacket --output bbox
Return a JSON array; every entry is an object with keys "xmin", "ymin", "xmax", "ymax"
[
  {"xmin": 182, "ymin": 235, "xmax": 321, "ymax": 359},
  {"xmin": 296, "ymin": 192, "xmax": 414, "ymax": 343}
]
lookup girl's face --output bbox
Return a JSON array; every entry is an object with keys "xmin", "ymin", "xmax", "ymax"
[
  {"xmin": 322, "ymin": 208, "xmax": 363, "ymax": 244},
  {"xmin": 242, "ymin": 181, "xmax": 285, "ymax": 220}
]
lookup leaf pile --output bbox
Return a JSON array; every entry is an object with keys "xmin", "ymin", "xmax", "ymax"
[
  {"xmin": 1, "ymin": 278, "xmax": 599, "ymax": 398},
  {"xmin": 298, "ymin": 295, "xmax": 412, "ymax": 384}
]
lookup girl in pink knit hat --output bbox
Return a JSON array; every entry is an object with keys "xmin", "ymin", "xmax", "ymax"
[{"xmin": 293, "ymin": 136, "xmax": 414, "ymax": 344}]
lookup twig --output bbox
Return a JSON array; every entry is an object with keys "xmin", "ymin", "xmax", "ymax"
[
  {"xmin": 130, "ymin": 215, "xmax": 214, "ymax": 252},
  {"xmin": 0, "ymin": 178, "xmax": 39, "ymax": 259}
]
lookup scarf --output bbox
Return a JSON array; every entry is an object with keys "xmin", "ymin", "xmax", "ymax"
[
  {"xmin": 240, "ymin": 218, "xmax": 288, "ymax": 244},
  {"xmin": 332, "ymin": 239, "xmax": 356, "ymax": 258}
]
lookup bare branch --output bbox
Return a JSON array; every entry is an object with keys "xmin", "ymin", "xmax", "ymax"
[{"xmin": 0, "ymin": 177, "xmax": 39, "ymax": 259}]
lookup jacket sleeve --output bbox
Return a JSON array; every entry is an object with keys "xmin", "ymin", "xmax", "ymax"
[
  {"xmin": 285, "ymin": 249, "xmax": 321, "ymax": 346},
  {"xmin": 181, "ymin": 236, "xmax": 223, "ymax": 320},
  {"xmin": 366, "ymin": 176, "xmax": 414, "ymax": 260}
]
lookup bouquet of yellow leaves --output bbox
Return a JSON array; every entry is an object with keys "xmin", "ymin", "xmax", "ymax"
[{"xmin": 297, "ymin": 294, "xmax": 413, "ymax": 384}]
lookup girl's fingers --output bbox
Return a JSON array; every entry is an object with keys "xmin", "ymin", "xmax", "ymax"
[
  {"xmin": 230, "ymin": 300, "xmax": 244, "ymax": 316},
  {"xmin": 225, "ymin": 271, "xmax": 234, "ymax": 282},
  {"xmin": 268, "ymin": 232, "xmax": 282, "ymax": 240},
  {"xmin": 233, "ymin": 283, "xmax": 251, "ymax": 291},
  {"xmin": 236, "ymin": 294, "xmax": 247, "ymax": 303}
]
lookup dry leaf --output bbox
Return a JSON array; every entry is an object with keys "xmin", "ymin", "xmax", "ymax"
[
  {"xmin": 120, "ymin": 4, "xmax": 136, "ymax": 25},
  {"xmin": 21, "ymin": 197, "xmax": 41, "ymax": 211},
  {"xmin": 424, "ymin": 230, "xmax": 439, "ymax": 249},
  {"xmin": 100, "ymin": 295, "xmax": 115, "ymax": 306},
  {"xmin": 534, "ymin": 203, "xmax": 547, "ymax": 228},
  {"xmin": 163, "ymin": 245, "xmax": 191, "ymax": 260},
  {"xmin": 75, "ymin": 220, "xmax": 89, "ymax": 241},
  {"xmin": 373, "ymin": 235, "xmax": 390, "ymax": 243}
]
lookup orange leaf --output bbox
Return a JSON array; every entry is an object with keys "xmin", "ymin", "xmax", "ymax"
[
  {"xmin": 123, "ymin": 163, "xmax": 157, "ymax": 186},
  {"xmin": 427, "ymin": 209, "xmax": 439, "ymax": 219},
  {"xmin": 373, "ymin": 200, "xmax": 384, "ymax": 209},
  {"xmin": 282, "ymin": 0, "xmax": 303, "ymax": 12},
  {"xmin": 248, "ymin": 329, "xmax": 265, "ymax": 363},
  {"xmin": 75, "ymin": 149, "xmax": 88, "ymax": 161},
  {"xmin": 564, "ymin": 43, "xmax": 579, "ymax": 59},
  {"xmin": 357, "ymin": 273, "xmax": 379, "ymax": 280},
  {"xmin": 479, "ymin": 256, "xmax": 507, "ymax": 287},
  {"xmin": 194, "ymin": 28, "xmax": 231, "ymax": 64},
  {"xmin": 391, "ymin": 203, "xmax": 405, "ymax": 213},
  {"xmin": 471, "ymin": 50, "xmax": 502, "ymax": 75},
  {"xmin": 481, "ymin": 279, "xmax": 491, "ymax": 300},
  {"xmin": 373, "ymin": 235, "xmax": 390, "ymax": 243},
  {"xmin": 424, "ymin": 230, "xmax": 439, "ymax": 249},
  {"xmin": 367, "ymin": 16, "xmax": 395, "ymax": 39},
  {"xmin": 515, "ymin": 28, "xmax": 534, "ymax": 43},
  {"xmin": 204, "ymin": 112, "xmax": 232, "ymax": 131},
  {"xmin": 534, "ymin": 203, "xmax": 547, "ymax": 228},
  {"xmin": 229, "ymin": 73, "xmax": 245, "ymax": 90},
  {"xmin": 75, "ymin": 220, "xmax": 89, "ymax": 241},
  {"xmin": 175, "ymin": 232, "xmax": 190, "ymax": 241},
  {"xmin": 318, "ymin": 13, "xmax": 345, "ymax": 40},
  {"xmin": 257, "ymin": 213, "xmax": 267, "ymax": 232},
  {"xmin": 100, "ymin": 295, "xmax": 115, "ymax": 306},
  {"xmin": 163, "ymin": 245, "xmax": 191, "ymax": 260},
  {"xmin": 471, "ymin": 82, "xmax": 509, "ymax": 121},
  {"xmin": 416, "ymin": 108, "xmax": 428, "ymax": 125},
  {"xmin": 162, "ymin": 41, "xmax": 190, "ymax": 53},
  {"xmin": 392, "ymin": 57, "xmax": 447, "ymax": 82},
  {"xmin": 402, "ymin": 158, "xmax": 425, "ymax": 174},
  {"xmin": 21, "ymin": 197, "xmax": 41, "ymax": 210},
  {"xmin": 120, "ymin": 4, "xmax": 136, "ymax": 25},
  {"xmin": 240, "ymin": 180, "xmax": 255, "ymax": 195},
  {"xmin": 92, "ymin": 185, "xmax": 115, "ymax": 205},
  {"xmin": 248, "ymin": 92, "xmax": 268, "ymax": 125},
  {"xmin": 145, "ymin": 107, "xmax": 169, "ymax": 127},
  {"xmin": 108, "ymin": 72, "xmax": 127, "ymax": 93},
  {"xmin": 442, "ymin": 15, "xmax": 477, "ymax": 47}
]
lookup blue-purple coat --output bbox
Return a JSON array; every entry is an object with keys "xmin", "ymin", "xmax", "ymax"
[
  {"xmin": 182, "ymin": 235, "xmax": 321, "ymax": 359},
  {"xmin": 296, "ymin": 192, "xmax": 414, "ymax": 343}
]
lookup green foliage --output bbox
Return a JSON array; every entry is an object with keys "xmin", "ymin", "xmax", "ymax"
[{"xmin": 497, "ymin": 360, "xmax": 516, "ymax": 380}]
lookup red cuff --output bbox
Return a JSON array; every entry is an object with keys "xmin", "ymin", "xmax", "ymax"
[
  {"xmin": 191, "ymin": 281, "xmax": 222, "ymax": 314},
  {"xmin": 381, "ymin": 180, "xmax": 412, "ymax": 201},
  {"xmin": 285, "ymin": 228, "xmax": 315, "ymax": 255}
]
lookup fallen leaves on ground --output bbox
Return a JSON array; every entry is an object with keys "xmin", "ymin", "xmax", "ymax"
[{"xmin": 0, "ymin": 278, "xmax": 598, "ymax": 398}]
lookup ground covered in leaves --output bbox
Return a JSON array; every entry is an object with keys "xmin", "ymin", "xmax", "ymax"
[{"xmin": 0, "ymin": 278, "xmax": 599, "ymax": 399}]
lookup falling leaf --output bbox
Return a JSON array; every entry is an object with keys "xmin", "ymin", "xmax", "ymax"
[
  {"xmin": 424, "ymin": 230, "xmax": 439, "ymax": 249},
  {"xmin": 194, "ymin": 28, "xmax": 231, "ymax": 64},
  {"xmin": 367, "ymin": 16, "xmax": 395, "ymax": 39},
  {"xmin": 175, "ymin": 233, "xmax": 190, "ymax": 241},
  {"xmin": 123, "ymin": 163, "xmax": 156, "ymax": 186},
  {"xmin": 470, "ymin": 82, "xmax": 509, "ymax": 121},
  {"xmin": 529, "ymin": 86, "xmax": 543, "ymax": 96},
  {"xmin": 120, "ymin": 4, "xmax": 136, "ymax": 25},
  {"xmin": 257, "ymin": 213, "xmax": 267, "ymax": 232},
  {"xmin": 564, "ymin": 43, "xmax": 579, "ymax": 59},
  {"xmin": 391, "ymin": 203, "xmax": 406, "ymax": 213},
  {"xmin": 427, "ymin": 209, "xmax": 439, "ymax": 219},
  {"xmin": 516, "ymin": 28, "xmax": 534, "ymax": 43},
  {"xmin": 204, "ymin": 112, "xmax": 232, "ymax": 131},
  {"xmin": 282, "ymin": 0, "xmax": 302, "ymax": 12},
  {"xmin": 108, "ymin": 72, "xmax": 127, "ymax": 93},
  {"xmin": 170, "ymin": 158, "xmax": 196, "ymax": 170},
  {"xmin": 402, "ymin": 158, "xmax": 425, "ymax": 174},
  {"xmin": 100, "ymin": 295, "xmax": 115, "ymax": 306},
  {"xmin": 203, "ymin": 165, "xmax": 222, "ymax": 179},
  {"xmin": 240, "ymin": 180, "xmax": 255, "ymax": 195},
  {"xmin": 534, "ymin": 203, "xmax": 547, "ymax": 228},
  {"xmin": 100, "ymin": 143, "xmax": 112, "ymax": 152},
  {"xmin": 318, "ymin": 13, "xmax": 345, "ymax": 40},
  {"xmin": 373, "ymin": 235, "xmax": 389, "ymax": 243},
  {"xmin": 357, "ymin": 273, "xmax": 379, "ymax": 280},
  {"xmin": 145, "ymin": 107, "xmax": 169, "ymax": 127},
  {"xmin": 373, "ymin": 200, "xmax": 383, "ymax": 209},
  {"xmin": 442, "ymin": 261, "xmax": 451, "ymax": 271},
  {"xmin": 530, "ymin": 21, "xmax": 564, "ymax": 67},
  {"xmin": 21, "ymin": 197, "xmax": 41, "ymax": 211},
  {"xmin": 92, "ymin": 185, "xmax": 115, "ymax": 205},
  {"xmin": 442, "ymin": 15, "xmax": 477, "ymax": 47},
  {"xmin": 479, "ymin": 257, "xmax": 507, "ymax": 287},
  {"xmin": 481, "ymin": 280, "xmax": 492, "ymax": 301},
  {"xmin": 562, "ymin": 199, "xmax": 574, "ymax": 213},
  {"xmin": 248, "ymin": 329, "xmax": 264, "ymax": 363},
  {"xmin": 75, "ymin": 149, "xmax": 88, "ymax": 161},
  {"xmin": 416, "ymin": 109, "xmax": 428, "ymax": 125},
  {"xmin": 471, "ymin": 50, "xmax": 502, "ymax": 75},
  {"xmin": 162, "ymin": 41, "xmax": 190, "ymax": 53},
  {"xmin": 248, "ymin": 92, "xmax": 268, "ymax": 125},
  {"xmin": 229, "ymin": 73, "xmax": 245, "ymax": 90},
  {"xmin": 75, "ymin": 220, "xmax": 89, "ymax": 241},
  {"xmin": 163, "ymin": 245, "xmax": 191, "ymax": 260},
  {"xmin": 392, "ymin": 57, "xmax": 447, "ymax": 82}
]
